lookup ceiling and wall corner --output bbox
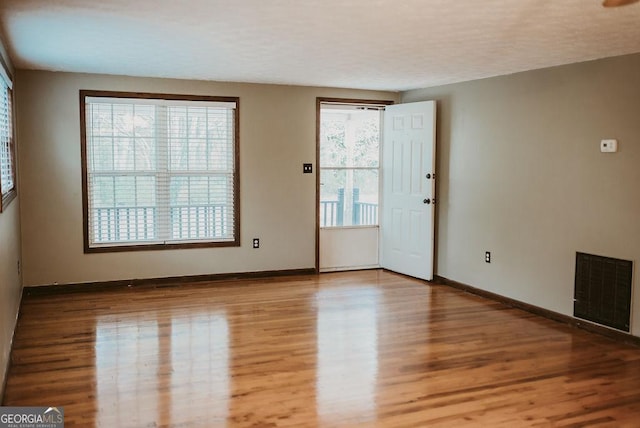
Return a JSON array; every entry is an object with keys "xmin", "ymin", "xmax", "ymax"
[{"xmin": 0, "ymin": 0, "xmax": 639, "ymax": 91}]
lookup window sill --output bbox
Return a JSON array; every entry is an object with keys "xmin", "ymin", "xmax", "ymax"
[{"xmin": 84, "ymin": 239, "xmax": 240, "ymax": 253}]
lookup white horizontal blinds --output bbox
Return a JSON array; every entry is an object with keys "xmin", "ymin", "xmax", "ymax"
[
  {"xmin": 0, "ymin": 81, "xmax": 13, "ymax": 197},
  {"xmin": 85, "ymin": 96, "xmax": 236, "ymax": 247},
  {"xmin": 166, "ymin": 105, "xmax": 235, "ymax": 241},
  {"xmin": 87, "ymin": 101, "xmax": 158, "ymax": 244}
]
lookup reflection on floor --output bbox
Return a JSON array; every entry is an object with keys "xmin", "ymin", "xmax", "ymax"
[
  {"xmin": 95, "ymin": 311, "xmax": 229, "ymax": 426},
  {"xmin": 317, "ymin": 286, "xmax": 379, "ymax": 424},
  {"xmin": 4, "ymin": 270, "xmax": 640, "ymax": 427}
]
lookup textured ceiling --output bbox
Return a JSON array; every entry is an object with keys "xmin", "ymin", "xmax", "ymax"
[{"xmin": 1, "ymin": 0, "xmax": 640, "ymax": 91}]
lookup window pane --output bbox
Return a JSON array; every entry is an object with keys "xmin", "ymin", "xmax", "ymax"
[
  {"xmin": 320, "ymin": 169, "xmax": 378, "ymax": 227},
  {"xmin": 112, "ymin": 104, "xmax": 135, "ymax": 137},
  {"xmin": 169, "ymin": 106, "xmax": 226, "ymax": 172},
  {"xmin": 188, "ymin": 139, "xmax": 207, "ymax": 171},
  {"xmin": 352, "ymin": 114, "xmax": 380, "ymax": 168},
  {"xmin": 170, "ymin": 176, "xmax": 190, "ymax": 206},
  {"xmin": 169, "ymin": 138, "xmax": 188, "ymax": 170},
  {"xmin": 187, "ymin": 107, "xmax": 207, "ymax": 139},
  {"xmin": 208, "ymin": 109, "xmax": 232, "ymax": 139},
  {"xmin": 134, "ymin": 137, "xmax": 156, "ymax": 171},
  {"xmin": 209, "ymin": 175, "xmax": 232, "ymax": 204},
  {"xmin": 320, "ymin": 112, "xmax": 346, "ymax": 167},
  {"xmin": 90, "ymin": 137, "xmax": 114, "ymax": 171},
  {"xmin": 114, "ymin": 176, "xmax": 137, "ymax": 206},
  {"xmin": 320, "ymin": 108, "xmax": 380, "ymax": 168},
  {"xmin": 90, "ymin": 175, "xmax": 157, "ymax": 243},
  {"xmin": 89, "ymin": 103, "xmax": 157, "ymax": 173},
  {"xmin": 92, "ymin": 176, "xmax": 115, "ymax": 208},
  {"xmin": 320, "ymin": 103, "xmax": 381, "ymax": 228},
  {"xmin": 168, "ymin": 106, "xmax": 188, "ymax": 138},
  {"xmin": 209, "ymin": 140, "xmax": 230, "ymax": 171},
  {"xmin": 114, "ymin": 138, "xmax": 135, "ymax": 171},
  {"xmin": 84, "ymin": 94, "xmax": 238, "ymax": 248},
  {"xmin": 91, "ymin": 103, "xmax": 114, "ymax": 137},
  {"xmin": 353, "ymin": 169, "xmax": 379, "ymax": 226},
  {"xmin": 169, "ymin": 174, "xmax": 232, "ymax": 240},
  {"xmin": 0, "ymin": 83, "xmax": 14, "ymax": 199},
  {"xmin": 133, "ymin": 105, "xmax": 155, "ymax": 138},
  {"xmin": 136, "ymin": 176, "xmax": 156, "ymax": 206},
  {"xmin": 189, "ymin": 176, "xmax": 208, "ymax": 205}
]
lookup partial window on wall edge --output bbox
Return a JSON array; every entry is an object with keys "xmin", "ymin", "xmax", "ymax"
[
  {"xmin": 80, "ymin": 90, "xmax": 240, "ymax": 252},
  {"xmin": 0, "ymin": 60, "xmax": 16, "ymax": 213}
]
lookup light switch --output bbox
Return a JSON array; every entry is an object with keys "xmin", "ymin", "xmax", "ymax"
[{"xmin": 600, "ymin": 139, "xmax": 618, "ymax": 153}]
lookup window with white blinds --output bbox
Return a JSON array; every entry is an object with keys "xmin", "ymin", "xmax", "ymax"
[
  {"xmin": 0, "ymin": 75, "xmax": 16, "ymax": 212},
  {"xmin": 81, "ymin": 91, "xmax": 239, "ymax": 251}
]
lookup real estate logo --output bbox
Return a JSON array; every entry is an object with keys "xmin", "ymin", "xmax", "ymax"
[{"xmin": 0, "ymin": 407, "xmax": 64, "ymax": 428}]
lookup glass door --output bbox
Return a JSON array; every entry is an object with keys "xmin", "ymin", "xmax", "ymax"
[{"xmin": 318, "ymin": 101, "xmax": 384, "ymax": 271}]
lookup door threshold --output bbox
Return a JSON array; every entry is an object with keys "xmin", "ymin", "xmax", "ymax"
[{"xmin": 320, "ymin": 265, "xmax": 380, "ymax": 273}]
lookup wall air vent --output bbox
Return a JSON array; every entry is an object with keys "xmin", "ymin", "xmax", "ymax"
[{"xmin": 574, "ymin": 252, "xmax": 633, "ymax": 332}]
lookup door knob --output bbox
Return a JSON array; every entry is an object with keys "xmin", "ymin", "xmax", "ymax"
[{"xmin": 423, "ymin": 198, "xmax": 431, "ymax": 204}]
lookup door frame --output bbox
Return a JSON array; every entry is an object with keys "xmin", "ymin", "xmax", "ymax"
[{"xmin": 315, "ymin": 97, "xmax": 395, "ymax": 273}]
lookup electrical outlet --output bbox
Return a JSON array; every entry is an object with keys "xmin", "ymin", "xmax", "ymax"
[
  {"xmin": 600, "ymin": 139, "xmax": 618, "ymax": 153},
  {"xmin": 485, "ymin": 251, "xmax": 491, "ymax": 263},
  {"xmin": 303, "ymin": 163, "xmax": 313, "ymax": 174},
  {"xmin": 253, "ymin": 238, "xmax": 260, "ymax": 249}
]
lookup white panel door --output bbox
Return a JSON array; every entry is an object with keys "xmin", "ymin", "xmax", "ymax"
[{"xmin": 380, "ymin": 101, "xmax": 436, "ymax": 280}]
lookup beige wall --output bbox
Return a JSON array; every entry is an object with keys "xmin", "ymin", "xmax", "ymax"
[
  {"xmin": 403, "ymin": 53, "xmax": 640, "ymax": 337},
  {"xmin": 0, "ymin": 38, "xmax": 22, "ymax": 400},
  {"xmin": 16, "ymin": 70, "xmax": 397, "ymax": 286}
]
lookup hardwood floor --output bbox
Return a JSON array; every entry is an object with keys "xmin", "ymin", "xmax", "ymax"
[{"xmin": 4, "ymin": 270, "xmax": 640, "ymax": 427}]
